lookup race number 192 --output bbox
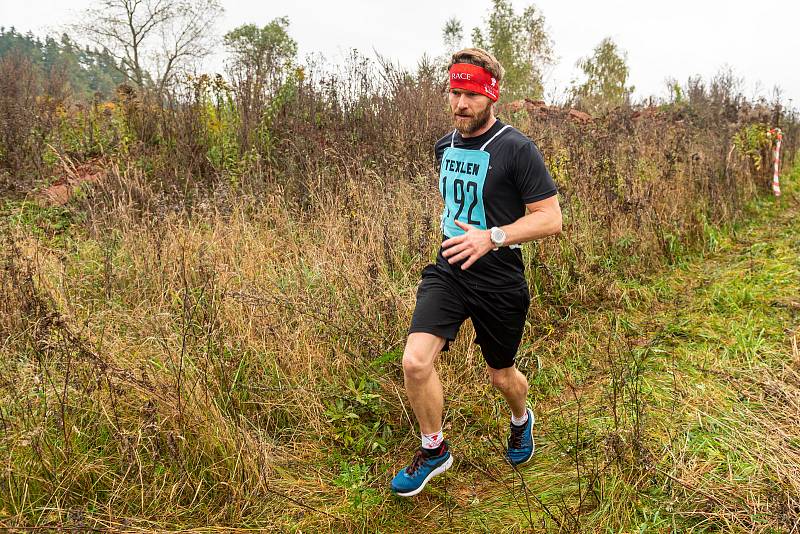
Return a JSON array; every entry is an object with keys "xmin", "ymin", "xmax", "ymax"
[{"xmin": 442, "ymin": 176, "xmax": 481, "ymax": 226}]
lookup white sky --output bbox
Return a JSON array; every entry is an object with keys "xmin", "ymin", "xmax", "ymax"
[{"xmin": 2, "ymin": 0, "xmax": 798, "ymax": 106}]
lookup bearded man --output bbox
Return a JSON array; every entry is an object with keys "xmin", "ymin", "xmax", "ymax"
[{"xmin": 391, "ymin": 48, "xmax": 562, "ymax": 497}]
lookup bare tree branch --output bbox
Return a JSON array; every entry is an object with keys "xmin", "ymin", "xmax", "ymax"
[{"xmin": 72, "ymin": 0, "xmax": 222, "ymax": 93}]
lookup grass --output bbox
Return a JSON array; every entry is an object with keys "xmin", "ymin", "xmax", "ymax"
[{"xmin": 1, "ymin": 162, "xmax": 799, "ymax": 532}]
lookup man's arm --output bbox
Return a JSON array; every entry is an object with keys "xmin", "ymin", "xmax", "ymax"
[
  {"xmin": 441, "ymin": 195, "xmax": 562, "ymax": 270},
  {"xmin": 500, "ymin": 195, "xmax": 562, "ymax": 246}
]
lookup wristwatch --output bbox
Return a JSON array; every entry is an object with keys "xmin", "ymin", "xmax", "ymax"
[{"xmin": 490, "ymin": 226, "xmax": 506, "ymax": 250}]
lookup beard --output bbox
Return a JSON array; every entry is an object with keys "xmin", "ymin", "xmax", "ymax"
[{"xmin": 452, "ymin": 102, "xmax": 492, "ymax": 135}]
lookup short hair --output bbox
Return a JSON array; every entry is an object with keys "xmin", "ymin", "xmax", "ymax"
[{"xmin": 449, "ymin": 48, "xmax": 505, "ymax": 84}]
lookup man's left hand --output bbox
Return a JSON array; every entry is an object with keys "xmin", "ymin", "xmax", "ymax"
[{"xmin": 441, "ymin": 220, "xmax": 495, "ymax": 270}]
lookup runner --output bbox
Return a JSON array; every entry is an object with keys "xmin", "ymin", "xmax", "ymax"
[{"xmin": 391, "ymin": 48, "xmax": 562, "ymax": 497}]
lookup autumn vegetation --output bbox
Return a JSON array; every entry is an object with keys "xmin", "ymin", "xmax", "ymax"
[{"xmin": 1, "ymin": 0, "xmax": 800, "ymax": 531}]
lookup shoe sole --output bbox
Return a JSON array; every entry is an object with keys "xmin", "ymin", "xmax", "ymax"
[
  {"xmin": 509, "ymin": 408, "xmax": 536, "ymax": 467},
  {"xmin": 393, "ymin": 454, "xmax": 453, "ymax": 497}
]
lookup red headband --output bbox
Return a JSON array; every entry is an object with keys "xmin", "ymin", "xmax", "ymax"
[{"xmin": 449, "ymin": 63, "xmax": 500, "ymax": 102}]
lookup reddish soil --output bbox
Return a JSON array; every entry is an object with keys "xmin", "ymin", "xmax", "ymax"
[{"xmin": 39, "ymin": 159, "xmax": 105, "ymax": 206}]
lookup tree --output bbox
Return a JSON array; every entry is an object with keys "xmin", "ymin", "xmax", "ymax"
[
  {"xmin": 469, "ymin": 0, "xmax": 553, "ymax": 101},
  {"xmin": 571, "ymin": 37, "xmax": 634, "ymax": 115},
  {"xmin": 0, "ymin": 27, "xmax": 125, "ymax": 99},
  {"xmin": 223, "ymin": 18, "xmax": 298, "ymax": 152},
  {"xmin": 75, "ymin": 0, "xmax": 223, "ymax": 94},
  {"xmin": 0, "ymin": 28, "xmax": 42, "ymax": 61},
  {"xmin": 223, "ymin": 17, "xmax": 297, "ymax": 97},
  {"xmin": 442, "ymin": 17, "xmax": 463, "ymax": 57}
]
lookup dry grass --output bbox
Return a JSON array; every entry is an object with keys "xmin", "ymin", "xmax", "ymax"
[
  {"xmin": 2, "ymin": 168, "xmax": 800, "ymax": 532},
  {"xmin": 1, "ymin": 62, "xmax": 800, "ymax": 531}
]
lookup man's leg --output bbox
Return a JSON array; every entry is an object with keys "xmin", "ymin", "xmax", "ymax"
[
  {"xmin": 391, "ymin": 332, "xmax": 453, "ymax": 497},
  {"xmin": 468, "ymin": 286, "xmax": 534, "ymax": 464},
  {"xmin": 402, "ymin": 332, "xmax": 447, "ymax": 434},
  {"xmin": 487, "ymin": 365, "xmax": 529, "ymax": 418},
  {"xmin": 488, "ymin": 364, "xmax": 535, "ymax": 465},
  {"xmin": 393, "ymin": 264, "xmax": 464, "ymax": 495}
]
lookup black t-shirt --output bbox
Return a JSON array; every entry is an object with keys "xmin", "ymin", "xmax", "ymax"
[{"xmin": 433, "ymin": 118, "xmax": 557, "ymax": 291}]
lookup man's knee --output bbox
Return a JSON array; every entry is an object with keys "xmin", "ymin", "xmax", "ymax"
[
  {"xmin": 488, "ymin": 366, "xmax": 520, "ymax": 391},
  {"xmin": 488, "ymin": 368, "xmax": 507, "ymax": 390},
  {"xmin": 402, "ymin": 334, "xmax": 444, "ymax": 382},
  {"xmin": 402, "ymin": 349, "xmax": 434, "ymax": 382}
]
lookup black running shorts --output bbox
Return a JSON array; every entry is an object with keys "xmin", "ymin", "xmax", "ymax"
[{"xmin": 408, "ymin": 263, "xmax": 530, "ymax": 369}]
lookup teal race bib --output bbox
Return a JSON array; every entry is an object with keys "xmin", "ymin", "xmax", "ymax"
[
  {"xmin": 439, "ymin": 125, "xmax": 510, "ymax": 238},
  {"xmin": 439, "ymin": 147, "xmax": 489, "ymax": 237}
]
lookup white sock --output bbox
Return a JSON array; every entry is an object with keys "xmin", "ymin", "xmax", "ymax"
[
  {"xmin": 421, "ymin": 429, "xmax": 444, "ymax": 450},
  {"xmin": 511, "ymin": 410, "xmax": 529, "ymax": 426}
]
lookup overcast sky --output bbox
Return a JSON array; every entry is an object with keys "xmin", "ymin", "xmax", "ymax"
[{"xmin": 2, "ymin": 0, "xmax": 798, "ymax": 106}]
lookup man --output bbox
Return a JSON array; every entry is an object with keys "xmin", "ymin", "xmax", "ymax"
[{"xmin": 391, "ymin": 48, "xmax": 562, "ymax": 497}]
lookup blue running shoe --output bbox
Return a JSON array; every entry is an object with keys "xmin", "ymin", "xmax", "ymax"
[
  {"xmin": 505, "ymin": 408, "xmax": 535, "ymax": 466},
  {"xmin": 391, "ymin": 442, "xmax": 453, "ymax": 497}
]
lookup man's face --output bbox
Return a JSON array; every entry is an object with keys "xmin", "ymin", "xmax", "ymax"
[{"xmin": 449, "ymin": 88, "xmax": 493, "ymax": 135}]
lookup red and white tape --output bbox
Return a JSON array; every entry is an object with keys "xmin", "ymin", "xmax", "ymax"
[{"xmin": 770, "ymin": 127, "xmax": 783, "ymax": 196}]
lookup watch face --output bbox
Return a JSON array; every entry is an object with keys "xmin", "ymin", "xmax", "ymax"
[{"xmin": 491, "ymin": 227, "xmax": 505, "ymax": 244}]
